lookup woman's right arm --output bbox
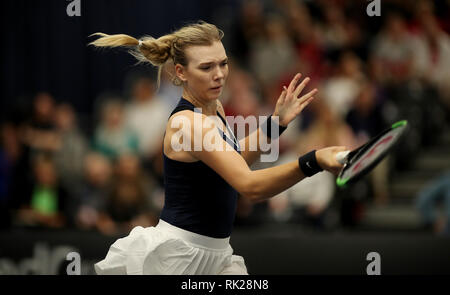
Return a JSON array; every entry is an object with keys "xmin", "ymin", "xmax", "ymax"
[{"xmin": 170, "ymin": 111, "xmax": 345, "ymax": 203}]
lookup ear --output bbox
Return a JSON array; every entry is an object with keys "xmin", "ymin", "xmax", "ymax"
[{"xmin": 175, "ymin": 64, "xmax": 187, "ymax": 83}]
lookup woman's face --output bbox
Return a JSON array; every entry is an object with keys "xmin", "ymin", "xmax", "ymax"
[{"xmin": 176, "ymin": 41, "xmax": 229, "ymax": 101}]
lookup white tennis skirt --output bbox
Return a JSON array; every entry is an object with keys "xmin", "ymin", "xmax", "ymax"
[{"xmin": 94, "ymin": 219, "xmax": 248, "ymax": 275}]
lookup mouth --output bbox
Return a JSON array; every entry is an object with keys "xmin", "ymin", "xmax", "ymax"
[{"xmin": 210, "ymin": 85, "xmax": 223, "ymax": 91}]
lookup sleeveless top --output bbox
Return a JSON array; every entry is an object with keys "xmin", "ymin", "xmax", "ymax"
[{"xmin": 160, "ymin": 98, "xmax": 241, "ymax": 238}]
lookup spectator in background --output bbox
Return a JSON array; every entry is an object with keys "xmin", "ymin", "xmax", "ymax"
[
  {"xmin": 249, "ymin": 14, "xmax": 298, "ymax": 106},
  {"xmin": 317, "ymin": 0, "xmax": 368, "ymax": 58},
  {"xmin": 222, "ymin": 62, "xmax": 261, "ymax": 119},
  {"xmin": 412, "ymin": 2, "xmax": 450, "ymax": 111},
  {"xmin": 346, "ymin": 81, "xmax": 386, "ymax": 147},
  {"xmin": 0, "ymin": 117, "xmax": 26, "ymax": 228},
  {"xmin": 20, "ymin": 93, "xmax": 60, "ymax": 155},
  {"xmin": 416, "ymin": 170, "xmax": 450, "ymax": 235},
  {"xmin": 0, "ymin": 122, "xmax": 17, "ymax": 228},
  {"xmin": 286, "ymin": 1, "xmax": 325, "ymax": 83},
  {"xmin": 124, "ymin": 76, "xmax": 170, "ymax": 158},
  {"xmin": 53, "ymin": 103, "xmax": 89, "ymax": 193},
  {"xmin": 275, "ymin": 1, "xmax": 325, "ymax": 139},
  {"xmin": 269, "ymin": 154, "xmax": 337, "ymax": 228},
  {"xmin": 124, "ymin": 75, "xmax": 170, "ymax": 181},
  {"xmin": 370, "ymin": 12, "xmax": 418, "ymax": 84},
  {"xmin": 8, "ymin": 93, "xmax": 60, "ymax": 220},
  {"xmin": 319, "ymin": 2, "xmax": 351, "ymax": 54},
  {"xmin": 322, "ymin": 51, "xmax": 365, "ymax": 119},
  {"xmin": 299, "ymin": 98, "xmax": 358, "ymax": 152},
  {"xmin": 92, "ymin": 96, "xmax": 139, "ymax": 161},
  {"xmin": 228, "ymin": 0, "xmax": 266, "ymax": 68},
  {"xmin": 75, "ymin": 152, "xmax": 112, "ymax": 231},
  {"xmin": 15, "ymin": 153, "xmax": 69, "ymax": 228},
  {"xmin": 96, "ymin": 153, "xmax": 159, "ymax": 236}
]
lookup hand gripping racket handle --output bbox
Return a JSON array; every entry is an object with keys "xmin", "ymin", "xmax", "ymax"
[{"xmin": 336, "ymin": 150, "xmax": 350, "ymax": 165}]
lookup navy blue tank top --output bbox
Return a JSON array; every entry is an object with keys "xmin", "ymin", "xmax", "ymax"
[{"xmin": 160, "ymin": 98, "xmax": 241, "ymax": 238}]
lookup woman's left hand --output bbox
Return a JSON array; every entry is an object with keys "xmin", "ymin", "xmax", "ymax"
[{"xmin": 273, "ymin": 73, "xmax": 318, "ymax": 127}]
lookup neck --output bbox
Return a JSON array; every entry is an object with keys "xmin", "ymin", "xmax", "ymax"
[{"xmin": 182, "ymin": 89, "xmax": 217, "ymax": 116}]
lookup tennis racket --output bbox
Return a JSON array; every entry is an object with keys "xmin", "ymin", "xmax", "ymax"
[{"xmin": 335, "ymin": 120, "xmax": 408, "ymax": 187}]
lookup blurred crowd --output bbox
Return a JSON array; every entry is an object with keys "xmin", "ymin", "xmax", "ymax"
[{"xmin": 1, "ymin": 0, "xmax": 450, "ymax": 236}]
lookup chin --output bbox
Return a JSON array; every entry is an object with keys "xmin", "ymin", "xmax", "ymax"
[{"xmin": 207, "ymin": 92, "xmax": 222, "ymax": 100}]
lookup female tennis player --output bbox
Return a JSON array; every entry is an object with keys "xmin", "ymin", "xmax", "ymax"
[{"xmin": 90, "ymin": 21, "xmax": 346, "ymax": 275}]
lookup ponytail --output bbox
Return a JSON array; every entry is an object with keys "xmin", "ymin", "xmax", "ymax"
[{"xmin": 89, "ymin": 21, "xmax": 224, "ymax": 88}]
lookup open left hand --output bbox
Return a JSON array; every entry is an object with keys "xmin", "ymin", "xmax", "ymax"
[{"xmin": 273, "ymin": 73, "xmax": 318, "ymax": 127}]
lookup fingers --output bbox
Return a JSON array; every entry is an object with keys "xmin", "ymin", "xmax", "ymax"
[
  {"xmin": 334, "ymin": 147, "xmax": 349, "ymax": 167},
  {"xmin": 287, "ymin": 73, "xmax": 302, "ymax": 93},
  {"xmin": 278, "ymin": 87, "xmax": 287, "ymax": 104},
  {"xmin": 297, "ymin": 89, "xmax": 317, "ymax": 109},
  {"xmin": 293, "ymin": 77, "xmax": 311, "ymax": 98},
  {"xmin": 296, "ymin": 95, "xmax": 316, "ymax": 113},
  {"xmin": 318, "ymin": 146, "xmax": 349, "ymax": 174},
  {"xmin": 335, "ymin": 151, "xmax": 350, "ymax": 165},
  {"xmin": 298, "ymin": 88, "xmax": 317, "ymax": 104}
]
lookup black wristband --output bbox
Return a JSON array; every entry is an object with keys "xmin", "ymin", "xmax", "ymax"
[
  {"xmin": 298, "ymin": 150, "xmax": 323, "ymax": 177},
  {"xmin": 261, "ymin": 115, "xmax": 287, "ymax": 139}
]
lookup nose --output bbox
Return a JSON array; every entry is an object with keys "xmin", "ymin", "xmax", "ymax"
[{"xmin": 214, "ymin": 66, "xmax": 224, "ymax": 80}]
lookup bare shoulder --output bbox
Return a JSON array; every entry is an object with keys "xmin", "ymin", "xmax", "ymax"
[
  {"xmin": 166, "ymin": 110, "xmax": 216, "ymax": 132},
  {"xmin": 164, "ymin": 110, "xmax": 219, "ymax": 162},
  {"xmin": 166, "ymin": 110, "xmax": 195, "ymax": 127},
  {"xmin": 164, "ymin": 110, "xmax": 196, "ymax": 162}
]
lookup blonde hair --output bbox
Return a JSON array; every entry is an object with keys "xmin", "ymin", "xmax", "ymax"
[{"xmin": 89, "ymin": 21, "xmax": 224, "ymax": 87}]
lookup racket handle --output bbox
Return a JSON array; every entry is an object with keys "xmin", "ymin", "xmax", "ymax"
[{"xmin": 336, "ymin": 150, "xmax": 350, "ymax": 165}]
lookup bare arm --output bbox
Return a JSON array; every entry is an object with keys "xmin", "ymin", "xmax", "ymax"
[
  {"xmin": 176, "ymin": 111, "xmax": 344, "ymax": 203},
  {"xmin": 237, "ymin": 126, "xmax": 267, "ymax": 166}
]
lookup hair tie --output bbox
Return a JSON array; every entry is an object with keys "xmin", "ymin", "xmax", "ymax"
[{"xmin": 138, "ymin": 40, "xmax": 143, "ymax": 47}]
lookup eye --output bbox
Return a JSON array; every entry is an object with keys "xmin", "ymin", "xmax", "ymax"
[
  {"xmin": 220, "ymin": 61, "xmax": 228, "ymax": 67},
  {"xmin": 200, "ymin": 65, "xmax": 211, "ymax": 71}
]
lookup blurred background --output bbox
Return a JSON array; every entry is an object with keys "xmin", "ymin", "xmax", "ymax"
[{"xmin": 1, "ymin": 0, "xmax": 450, "ymax": 274}]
